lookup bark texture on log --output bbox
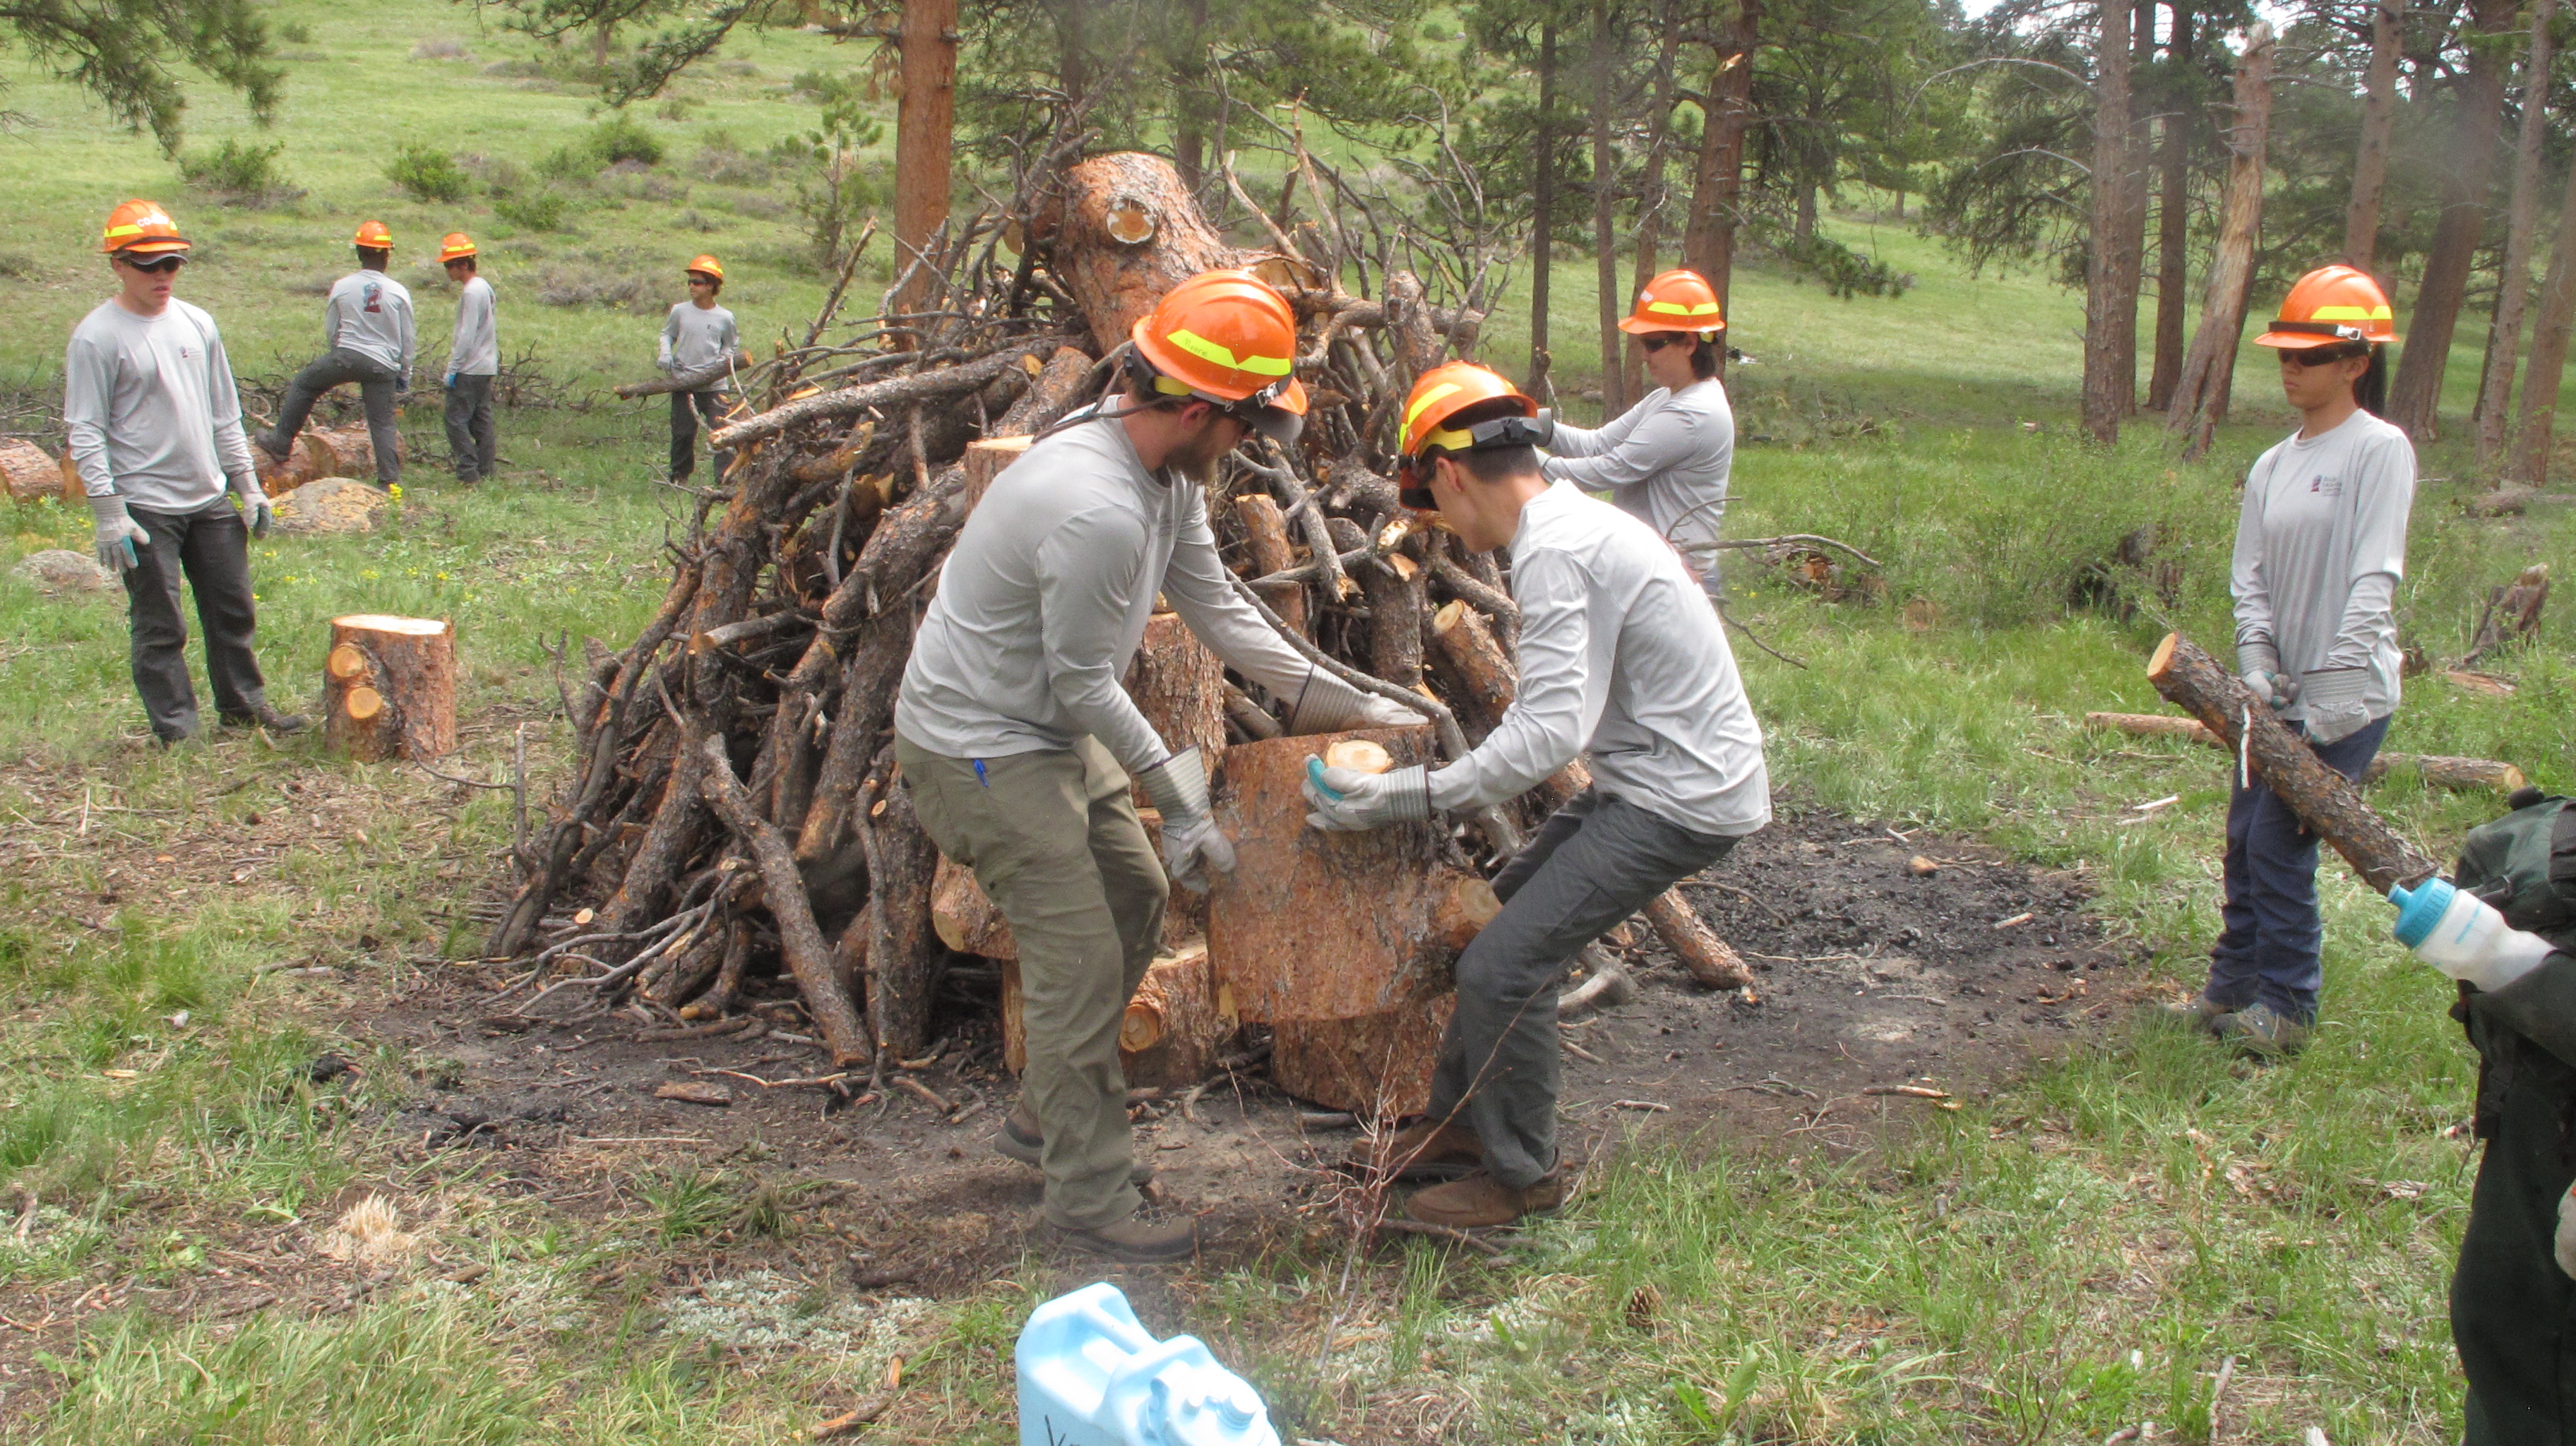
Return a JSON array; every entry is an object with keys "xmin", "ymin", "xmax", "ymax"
[
  {"xmin": 1047, "ymin": 152, "xmax": 1241, "ymax": 354},
  {"xmin": 2465, "ymin": 563, "xmax": 2548, "ymax": 665},
  {"xmin": 2084, "ymin": 710, "xmax": 2527, "ymax": 791},
  {"xmin": 1234, "ymin": 494, "xmax": 1308, "ymax": 636},
  {"xmin": 1208, "ymin": 728, "xmax": 1477, "ymax": 1020},
  {"xmin": 312, "ymin": 424, "xmax": 386, "ymax": 482},
  {"xmin": 1428, "ymin": 599, "xmax": 1515, "ymax": 743},
  {"xmin": 614, "ymin": 357, "xmax": 738, "ymax": 400},
  {"xmin": 1272, "ymin": 993, "xmax": 1454, "ymax": 1118},
  {"xmin": 993, "ymin": 346, "xmax": 1100, "ymax": 435},
  {"xmin": 323, "ymin": 615, "xmax": 458, "ymax": 762},
  {"xmin": 2, "ymin": 441, "xmax": 69, "ymax": 503},
  {"xmin": 698, "ymin": 735, "xmax": 873, "ymax": 1065},
  {"xmin": 960, "ymin": 435, "xmax": 1033, "ymax": 518},
  {"xmin": 1645, "ymin": 890, "xmax": 1753, "ymax": 988},
  {"xmin": 864, "ymin": 766, "xmax": 943, "ymax": 1056},
  {"xmin": 2146, "ymin": 633, "xmax": 2438, "ymax": 891},
  {"xmin": 253, "ymin": 433, "xmax": 338, "ymax": 495},
  {"xmin": 708, "ymin": 339, "xmax": 1063, "ymax": 450},
  {"xmin": 931, "ymin": 854, "xmax": 1015, "ymax": 957},
  {"xmin": 1124, "ymin": 613, "xmax": 1228, "ymax": 801},
  {"xmin": 1116, "ymin": 941, "xmax": 1237, "ymax": 1089}
]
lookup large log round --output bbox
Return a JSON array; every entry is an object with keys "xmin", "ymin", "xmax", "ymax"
[
  {"xmin": 1048, "ymin": 153, "xmax": 1242, "ymax": 354},
  {"xmin": 323, "ymin": 614, "xmax": 458, "ymax": 762},
  {"xmin": 1272, "ymin": 994, "xmax": 1455, "ymax": 1118}
]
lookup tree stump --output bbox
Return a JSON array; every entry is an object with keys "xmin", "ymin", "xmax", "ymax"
[
  {"xmin": 1272, "ymin": 994, "xmax": 1455, "ymax": 1118},
  {"xmin": 254, "ymin": 433, "xmax": 338, "ymax": 496},
  {"xmin": 1043, "ymin": 152, "xmax": 1243, "ymax": 354},
  {"xmin": 323, "ymin": 615, "xmax": 458, "ymax": 762},
  {"xmin": 960, "ymin": 435, "xmax": 1032, "ymax": 518},
  {"xmin": 1207, "ymin": 728, "xmax": 1491, "ymax": 1021}
]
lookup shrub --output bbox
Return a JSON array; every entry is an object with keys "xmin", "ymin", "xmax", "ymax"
[
  {"xmin": 588, "ymin": 114, "xmax": 663, "ymax": 167},
  {"xmin": 410, "ymin": 37, "xmax": 472, "ymax": 61},
  {"xmin": 179, "ymin": 138, "xmax": 301, "ymax": 205},
  {"xmin": 535, "ymin": 145, "xmax": 594, "ymax": 184},
  {"xmin": 386, "ymin": 144, "xmax": 470, "ymax": 203},
  {"xmin": 493, "ymin": 189, "xmax": 569, "ymax": 233},
  {"xmin": 275, "ymin": 19, "xmax": 312, "ymax": 43}
]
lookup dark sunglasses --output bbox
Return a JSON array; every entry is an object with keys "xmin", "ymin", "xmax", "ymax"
[
  {"xmin": 120, "ymin": 255, "xmax": 186, "ymax": 274},
  {"xmin": 2279, "ymin": 345, "xmax": 2367, "ymax": 369},
  {"xmin": 1637, "ymin": 333, "xmax": 1690, "ymax": 353}
]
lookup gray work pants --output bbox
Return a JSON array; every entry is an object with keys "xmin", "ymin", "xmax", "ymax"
[
  {"xmin": 263, "ymin": 347, "xmax": 402, "ymax": 484},
  {"xmin": 670, "ymin": 390, "xmax": 733, "ymax": 482},
  {"xmin": 894, "ymin": 733, "xmax": 1168, "ymax": 1230},
  {"xmin": 443, "ymin": 374, "xmax": 497, "ymax": 482},
  {"xmin": 1428, "ymin": 788, "xmax": 1746, "ymax": 1187},
  {"xmin": 123, "ymin": 500, "xmax": 268, "ymax": 743}
]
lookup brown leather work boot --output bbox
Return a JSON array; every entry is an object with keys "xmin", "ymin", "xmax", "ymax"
[
  {"xmin": 1347, "ymin": 1120, "xmax": 1484, "ymax": 1181},
  {"xmin": 996, "ymin": 1099, "xmax": 1154, "ymax": 1185},
  {"xmin": 1405, "ymin": 1168, "xmax": 1566, "ymax": 1229},
  {"xmin": 1048, "ymin": 1210, "xmax": 1199, "ymax": 1264}
]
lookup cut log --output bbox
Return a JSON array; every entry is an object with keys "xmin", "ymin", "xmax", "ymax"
[
  {"xmin": 1643, "ymin": 890, "xmax": 1751, "ymax": 988},
  {"xmin": 2464, "ymin": 563, "xmax": 2548, "ymax": 666},
  {"xmin": 1116, "ymin": 941, "xmax": 1238, "ymax": 1089},
  {"xmin": 1271, "ymin": 994, "xmax": 1455, "ymax": 1118},
  {"xmin": 1234, "ymin": 494, "xmax": 1308, "ymax": 636},
  {"xmin": 931, "ymin": 854, "xmax": 1014, "ymax": 958},
  {"xmin": 1208, "ymin": 729, "xmax": 1489, "ymax": 1020},
  {"xmin": 1, "ymin": 441, "xmax": 64, "ymax": 503},
  {"xmin": 1427, "ymin": 599, "xmax": 1515, "ymax": 744},
  {"xmin": 1324, "ymin": 737, "xmax": 1394, "ymax": 775},
  {"xmin": 960, "ymin": 434, "xmax": 1033, "ymax": 518},
  {"xmin": 312, "ymin": 424, "xmax": 387, "ymax": 482},
  {"xmin": 323, "ymin": 615, "xmax": 458, "ymax": 762},
  {"xmin": 614, "ymin": 357, "xmax": 737, "ymax": 400},
  {"xmin": 861, "ymin": 756, "xmax": 943, "ymax": 1056},
  {"xmin": 1359, "ymin": 552, "xmax": 1428, "ymax": 689},
  {"xmin": 254, "ymin": 432, "xmax": 338, "ymax": 496},
  {"xmin": 1123, "ymin": 612, "xmax": 1227, "ymax": 801},
  {"xmin": 698, "ymin": 735, "xmax": 872, "ymax": 1066},
  {"xmin": 2085, "ymin": 710, "xmax": 2526, "ymax": 793},
  {"xmin": 2146, "ymin": 633, "xmax": 2438, "ymax": 892},
  {"xmin": 1044, "ymin": 152, "xmax": 1242, "ymax": 354}
]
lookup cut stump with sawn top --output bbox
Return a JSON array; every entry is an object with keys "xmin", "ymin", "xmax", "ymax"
[{"xmin": 325, "ymin": 614, "xmax": 458, "ymax": 762}]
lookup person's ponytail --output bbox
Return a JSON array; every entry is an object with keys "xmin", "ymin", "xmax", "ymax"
[{"xmin": 2356, "ymin": 344, "xmax": 2389, "ymax": 417}]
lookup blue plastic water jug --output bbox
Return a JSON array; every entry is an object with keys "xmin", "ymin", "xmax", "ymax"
[{"xmin": 1016, "ymin": 1281, "xmax": 1280, "ymax": 1446}]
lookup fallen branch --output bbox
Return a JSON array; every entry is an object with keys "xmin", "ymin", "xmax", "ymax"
[
  {"xmin": 697, "ymin": 734, "xmax": 873, "ymax": 1066},
  {"xmin": 709, "ymin": 337, "xmax": 1064, "ymax": 450},
  {"xmin": 614, "ymin": 357, "xmax": 738, "ymax": 400}
]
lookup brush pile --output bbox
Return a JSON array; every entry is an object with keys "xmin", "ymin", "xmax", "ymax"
[{"xmin": 483, "ymin": 138, "xmax": 1777, "ymax": 1097}]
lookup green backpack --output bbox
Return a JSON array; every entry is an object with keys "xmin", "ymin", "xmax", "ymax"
[{"xmin": 2454, "ymin": 787, "xmax": 2576, "ymax": 945}]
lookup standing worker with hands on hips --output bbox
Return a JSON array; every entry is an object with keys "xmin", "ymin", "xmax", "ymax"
[
  {"xmin": 2166, "ymin": 265, "xmax": 2414, "ymax": 1057},
  {"xmin": 1307, "ymin": 362, "xmax": 1770, "ymax": 1229},
  {"xmin": 658, "ymin": 254, "xmax": 748, "ymax": 484},
  {"xmin": 894, "ymin": 270, "xmax": 1419, "ymax": 1264},
  {"xmin": 439, "ymin": 233, "xmax": 499, "ymax": 485},
  {"xmin": 65, "ymin": 200, "xmax": 302, "ymax": 743},
  {"xmin": 1532, "ymin": 269, "xmax": 1736, "ymax": 599},
  {"xmin": 257, "ymin": 220, "xmax": 413, "ymax": 491}
]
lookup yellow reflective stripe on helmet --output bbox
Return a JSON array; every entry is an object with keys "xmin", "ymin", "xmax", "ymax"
[
  {"xmin": 1421, "ymin": 426, "xmax": 1475, "ymax": 453},
  {"xmin": 2310, "ymin": 304, "xmax": 2393, "ymax": 321},
  {"xmin": 1152, "ymin": 374, "xmax": 1195, "ymax": 396},
  {"xmin": 1166, "ymin": 328, "xmax": 1292, "ymax": 377},
  {"xmin": 1403, "ymin": 382, "xmax": 1465, "ymax": 440},
  {"xmin": 1646, "ymin": 299, "xmax": 1723, "ymax": 317}
]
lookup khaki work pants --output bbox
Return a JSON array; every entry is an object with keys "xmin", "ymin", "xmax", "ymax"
[{"xmin": 895, "ymin": 734, "xmax": 1167, "ymax": 1230}]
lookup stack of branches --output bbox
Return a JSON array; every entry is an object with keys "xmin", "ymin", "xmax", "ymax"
[{"xmin": 484, "ymin": 124, "xmax": 1745, "ymax": 1084}]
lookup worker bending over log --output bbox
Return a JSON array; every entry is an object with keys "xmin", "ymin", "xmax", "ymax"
[
  {"xmin": 2166, "ymin": 265, "xmax": 2415, "ymax": 1057},
  {"xmin": 257, "ymin": 220, "xmax": 412, "ymax": 491},
  {"xmin": 893, "ymin": 270, "xmax": 1417, "ymax": 1262},
  {"xmin": 1305, "ymin": 363, "xmax": 1770, "ymax": 1228},
  {"xmin": 1534, "ymin": 270, "xmax": 1734, "ymax": 599}
]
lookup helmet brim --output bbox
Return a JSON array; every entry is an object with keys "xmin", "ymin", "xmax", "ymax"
[
  {"xmin": 1618, "ymin": 316, "xmax": 1723, "ymax": 337},
  {"xmin": 2254, "ymin": 330, "xmax": 2399, "ymax": 349},
  {"xmin": 113, "ymin": 239, "xmax": 191, "ymax": 257}
]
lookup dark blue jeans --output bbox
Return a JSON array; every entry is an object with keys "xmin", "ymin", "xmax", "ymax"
[{"xmin": 2201, "ymin": 714, "xmax": 2391, "ymax": 1024}]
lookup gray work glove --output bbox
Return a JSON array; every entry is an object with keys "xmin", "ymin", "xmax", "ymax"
[
  {"xmin": 1135, "ymin": 747, "xmax": 1234, "ymax": 894},
  {"xmin": 1285, "ymin": 666, "xmax": 1423, "ymax": 734},
  {"xmin": 87, "ymin": 494, "xmax": 150, "ymax": 574},
  {"xmin": 2236, "ymin": 640, "xmax": 2298, "ymax": 711},
  {"xmin": 229, "ymin": 474, "xmax": 273, "ymax": 539},
  {"xmin": 2558, "ymin": 1182, "xmax": 2576, "ymax": 1279},
  {"xmin": 1302, "ymin": 758, "xmax": 1433, "ymax": 832},
  {"xmin": 2299, "ymin": 666, "xmax": 2372, "ymax": 746}
]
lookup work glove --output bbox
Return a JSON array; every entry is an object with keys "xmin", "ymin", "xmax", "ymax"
[
  {"xmin": 2300, "ymin": 666, "xmax": 2372, "ymax": 746},
  {"xmin": 1135, "ymin": 747, "xmax": 1234, "ymax": 894},
  {"xmin": 229, "ymin": 474, "xmax": 273, "ymax": 539},
  {"xmin": 2387, "ymin": 877, "xmax": 2558, "ymax": 993},
  {"xmin": 86, "ymin": 494, "xmax": 150, "ymax": 574},
  {"xmin": 2558, "ymin": 1183, "xmax": 2576, "ymax": 1279},
  {"xmin": 2236, "ymin": 641, "xmax": 2298, "ymax": 711},
  {"xmin": 1303, "ymin": 758, "xmax": 1433, "ymax": 833},
  {"xmin": 1285, "ymin": 666, "xmax": 1423, "ymax": 734},
  {"xmin": 445, "ymin": 372, "xmax": 458, "ymax": 390}
]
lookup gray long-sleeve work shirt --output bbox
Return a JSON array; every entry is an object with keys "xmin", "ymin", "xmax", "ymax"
[
  {"xmin": 448, "ymin": 275, "xmax": 498, "ymax": 376},
  {"xmin": 1541, "ymin": 377, "xmax": 1735, "ymax": 571},
  {"xmin": 2231, "ymin": 408, "xmax": 2415, "ymax": 723},
  {"xmin": 1428, "ymin": 480, "xmax": 1770, "ymax": 838},
  {"xmin": 63, "ymin": 298, "xmax": 259, "ymax": 513},
  {"xmin": 658, "ymin": 302, "xmax": 740, "ymax": 386},
  {"xmin": 895, "ymin": 416, "xmax": 1325, "ymax": 773},
  {"xmin": 325, "ymin": 270, "xmax": 417, "ymax": 375}
]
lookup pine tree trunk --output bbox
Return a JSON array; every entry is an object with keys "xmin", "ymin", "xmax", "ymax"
[
  {"xmin": 2166, "ymin": 23, "xmax": 2273, "ymax": 459},
  {"xmin": 1592, "ymin": 0, "xmax": 1627, "ymax": 417},
  {"xmin": 1168, "ymin": 0, "xmax": 1210, "ymax": 189},
  {"xmin": 2509, "ymin": 157, "xmax": 2576, "ymax": 484},
  {"xmin": 1531, "ymin": 21, "xmax": 1560, "ymax": 393},
  {"xmin": 2343, "ymin": 0, "xmax": 2405, "ymax": 270},
  {"xmin": 2387, "ymin": 0, "xmax": 2521, "ymax": 438},
  {"xmin": 2115, "ymin": 0, "xmax": 2154, "ymax": 417},
  {"xmin": 1625, "ymin": 2, "xmax": 1683, "ymax": 405},
  {"xmin": 2147, "ymin": 0, "xmax": 2193, "ymax": 411},
  {"xmin": 1684, "ymin": 2, "xmax": 1757, "ymax": 378},
  {"xmin": 2082, "ymin": 0, "xmax": 2137, "ymax": 444},
  {"xmin": 2474, "ymin": 0, "xmax": 2559, "ymax": 467},
  {"xmin": 891, "ymin": 0, "xmax": 958, "ymax": 325}
]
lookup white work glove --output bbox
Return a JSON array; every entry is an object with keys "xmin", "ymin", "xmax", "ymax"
[
  {"xmin": 1135, "ymin": 747, "xmax": 1234, "ymax": 894},
  {"xmin": 2237, "ymin": 640, "xmax": 2298, "ymax": 711},
  {"xmin": 2300, "ymin": 666, "xmax": 2373, "ymax": 746},
  {"xmin": 1285, "ymin": 666, "xmax": 1423, "ymax": 734},
  {"xmin": 1302, "ymin": 758, "xmax": 1433, "ymax": 832},
  {"xmin": 2389, "ymin": 878, "xmax": 2558, "ymax": 993},
  {"xmin": 229, "ymin": 474, "xmax": 273, "ymax": 539},
  {"xmin": 87, "ymin": 494, "xmax": 150, "ymax": 574},
  {"xmin": 2558, "ymin": 1183, "xmax": 2576, "ymax": 1279}
]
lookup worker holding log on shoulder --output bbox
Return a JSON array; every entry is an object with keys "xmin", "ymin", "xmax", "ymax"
[
  {"xmin": 2165, "ymin": 265, "xmax": 2414, "ymax": 1057},
  {"xmin": 1304, "ymin": 362, "xmax": 1770, "ymax": 1228},
  {"xmin": 1532, "ymin": 269, "xmax": 1734, "ymax": 599},
  {"xmin": 892, "ymin": 269, "xmax": 1418, "ymax": 1263},
  {"xmin": 256, "ymin": 220, "xmax": 412, "ymax": 491}
]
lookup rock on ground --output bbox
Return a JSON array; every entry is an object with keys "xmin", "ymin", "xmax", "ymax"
[
  {"xmin": 273, "ymin": 476, "xmax": 390, "ymax": 535},
  {"xmin": 11, "ymin": 549, "xmax": 113, "ymax": 596}
]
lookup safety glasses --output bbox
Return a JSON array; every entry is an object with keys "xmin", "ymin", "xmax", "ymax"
[
  {"xmin": 2279, "ymin": 345, "xmax": 2368, "ymax": 369},
  {"xmin": 119, "ymin": 255, "xmax": 186, "ymax": 274},
  {"xmin": 1636, "ymin": 333, "xmax": 1689, "ymax": 352}
]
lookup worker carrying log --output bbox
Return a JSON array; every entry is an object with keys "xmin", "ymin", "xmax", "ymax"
[
  {"xmin": 891, "ymin": 268, "xmax": 1418, "ymax": 1263},
  {"xmin": 65, "ymin": 200, "xmax": 304, "ymax": 744},
  {"xmin": 1304, "ymin": 362, "xmax": 1770, "ymax": 1228},
  {"xmin": 657, "ymin": 254, "xmax": 749, "ymax": 484},
  {"xmin": 437, "ymin": 233, "xmax": 499, "ymax": 485},
  {"xmin": 256, "ymin": 220, "xmax": 412, "ymax": 491},
  {"xmin": 2164, "ymin": 265, "xmax": 2415, "ymax": 1057},
  {"xmin": 1534, "ymin": 269, "xmax": 1734, "ymax": 598}
]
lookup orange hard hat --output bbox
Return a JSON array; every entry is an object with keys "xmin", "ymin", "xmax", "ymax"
[
  {"xmin": 101, "ymin": 199, "xmax": 189, "ymax": 256},
  {"xmin": 1395, "ymin": 362, "xmax": 1544, "ymax": 505},
  {"xmin": 438, "ymin": 232, "xmax": 477, "ymax": 263},
  {"xmin": 353, "ymin": 220, "xmax": 394, "ymax": 250},
  {"xmin": 1127, "ymin": 268, "xmax": 1308, "ymax": 441},
  {"xmin": 2255, "ymin": 264, "xmax": 2399, "ymax": 348},
  {"xmin": 1620, "ymin": 268, "xmax": 1725, "ymax": 339},
  {"xmin": 686, "ymin": 253, "xmax": 724, "ymax": 281}
]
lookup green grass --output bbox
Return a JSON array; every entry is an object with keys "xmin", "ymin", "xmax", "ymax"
[{"xmin": 2, "ymin": 6, "xmax": 2575, "ymax": 1440}]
